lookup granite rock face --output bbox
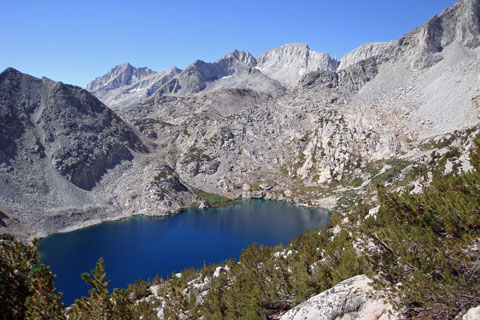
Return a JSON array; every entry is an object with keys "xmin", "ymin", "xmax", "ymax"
[
  {"xmin": 257, "ymin": 43, "xmax": 339, "ymax": 87},
  {"xmin": 339, "ymin": 42, "xmax": 395, "ymax": 69},
  {"xmin": 280, "ymin": 275, "xmax": 397, "ymax": 320},
  {"xmin": 401, "ymin": 0, "xmax": 480, "ymax": 70}
]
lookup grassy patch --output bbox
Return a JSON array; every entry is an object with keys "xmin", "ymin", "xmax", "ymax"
[
  {"xmin": 196, "ymin": 190, "xmax": 234, "ymax": 208},
  {"xmin": 371, "ymin": 159, "xmax": 411, "ymax": 185},
  {"xmin": 351, "ymin": 177, "xmax": 364, "ymax": 188}
]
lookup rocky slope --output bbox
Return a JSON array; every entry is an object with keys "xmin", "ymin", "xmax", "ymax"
[
  {"xmin": 118, "ymin": 0, "xmax": 480, "ymax": 214},
  {"xmin": 2, "ymin": 0, "xmax": 480, "ymax": 241},
  {"xmin": 0, "ymin": 68, "xmax": 196, "ymax": 238}
]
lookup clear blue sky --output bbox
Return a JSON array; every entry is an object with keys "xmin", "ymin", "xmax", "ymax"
[{"xmin": 1, "ymin": 0, "xmax": 457, "ymax": 87}]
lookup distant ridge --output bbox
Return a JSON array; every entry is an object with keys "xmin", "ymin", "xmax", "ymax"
[{"xmin": 86, "ymin": 45, "xmax": 338, "ymax": 109}]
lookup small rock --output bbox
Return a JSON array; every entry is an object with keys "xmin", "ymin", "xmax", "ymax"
[
  {"xmin": 366, "ymin": 206, "xmax": 380, "ymax": 219},
  {"xmin": 213, "ymin": 266, "xmax": 228, "ymax": 278},
  {"xmin": 259, "ymin": 183, "xmax": 273, "ymax": 190}
]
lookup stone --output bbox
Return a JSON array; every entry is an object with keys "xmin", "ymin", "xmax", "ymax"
[
  {"xmin": 213, "ymin": 266, "xmax": 228, "ymax": 278},
  {"xmin": 280, "ymin": 275, "xmax": 398, "ymax": 320},
  {"xmin": 258, "ymin": 183, "xmax": 273, "ymax": 190},
  {"xmin": 463, "ymin": 306, "xmax": 480, "ymax": 320},
  {"xmin": 284, "ymin": 190, "xmax": 293, "ymax": 197},
  {"xmin": 367, "ymin": 206, "xmax": 380, "ymax": 219}
]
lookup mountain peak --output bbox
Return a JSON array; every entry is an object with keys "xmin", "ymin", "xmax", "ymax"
[
  {"xmin": 339, "ymin": 42, "xmax": 394, "ymax": 70},
  {"xmin": 1, "ymin": 67, "xmax": 24, "ymax": 79},
  {"xmin": 115, "ymin": 62, "xmax": 135, "ymax": 72},
  {"xmin": 86, "ymin": 62, "xmax": 155, "ymax": 92},
  {"xmin": 279, "ymin": 42, "xmax": 310, "ymax": 50},
  {"xmin": 224, "ymin": 50, "xmax": 257, "ymax": 67},
  {"xmin": 395, "ymin": 0, "xmax": 480, "ymax": 70},
  {"xmin": 256, "ymin": 43, "xmax": 338, "ymax": 87}
]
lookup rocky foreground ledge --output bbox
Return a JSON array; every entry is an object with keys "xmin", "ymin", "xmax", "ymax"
[
  {"xmin": 278, "ymin": 275, "xmax": 480, "ymax": 320},
  {"xmin": 279, "ymin": 275, "xmax": 397, "ymax": 320}
]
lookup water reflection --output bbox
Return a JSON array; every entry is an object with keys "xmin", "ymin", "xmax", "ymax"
[{"xmin": 182, "ymin": 200, "xmax": 331, "ymax": 242}]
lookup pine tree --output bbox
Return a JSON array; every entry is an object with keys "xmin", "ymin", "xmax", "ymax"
[
  {"xmin": 69, "ymin": 258, "xmax": 113, "ymax": 319},
  {"xmin": 25, "ymin": 264, "xmax": 65, "ymax": 320},
  {"xmin": 0, "ymin": 236, "xmax": 38, "ymax": 320},
  {"xmin": 0, "ymin": 237, "xmax": 66, "ymax": 320}
]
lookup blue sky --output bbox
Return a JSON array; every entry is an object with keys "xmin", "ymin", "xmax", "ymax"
[{"xmin": 1, "ymin": 0, "xmax": 457, "ymax": 87}]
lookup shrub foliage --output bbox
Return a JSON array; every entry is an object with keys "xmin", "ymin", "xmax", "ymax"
[{"xmin": 1, "ymin": 135, "xmax": 480, "ymax": 319}]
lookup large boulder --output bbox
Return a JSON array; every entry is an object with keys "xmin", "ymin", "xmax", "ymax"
[
  {"xmin": 463, "ymin": 306, "xmax": 480, "ymax": 320},
  {"xmin": 280, "ymin": 275, "xmax": 398, "ymax": 320}
]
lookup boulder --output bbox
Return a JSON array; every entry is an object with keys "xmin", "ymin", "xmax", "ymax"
[
  {"xmin": 280, "ymin": 275, "xmax": 397, "ymax": 320},
  {"xmin": 463, "ymin": 306, "xmax": 480, "ymax": 320}
]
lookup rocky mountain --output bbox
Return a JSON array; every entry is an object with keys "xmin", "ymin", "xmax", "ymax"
[
  {"xmin": 86, "ymin": 62, "xmax": 156, "ymax": 92},
  {"xmin": 0, "ymin": 68, "xmax": 195, "ymax": 238},
  {"xmin": 1, "ymin": 1, "xmax": 480, "ymax": 318},
  {"xmin": 2, "ymin": 0, "xmax": 480, "ymax": 242},
  {"xmin": 154, "ymin": 49, "xmax": 285, "ymax": 97},
  {"xmin": 86, "ymin": 63, "xmax": 181, "ymax": 110},
  {"xmin": 338, "ymin": 41, "xmax": 394, "ymax": 69},
  {"xmin": 87, "ymin": 45, "xmax": 339, "ymax": 109},
  {"xmin": 256, "ymin": 43, "xmax": 339, "ymax": 87},
  {"xmin": 117, "ymin": 0, "xmax": 480, "ymax": 214}
]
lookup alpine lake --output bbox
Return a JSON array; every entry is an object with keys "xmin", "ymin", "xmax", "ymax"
[{"xmin": 39, "ymin": 199, "xmax": 332, "ymax": 305}]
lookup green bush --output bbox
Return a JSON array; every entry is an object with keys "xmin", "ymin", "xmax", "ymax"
[
  {"xmin": 362, "ymin": 136, "xmax": 480, "ymax": 319},
  {"xmin": 196, "ymin": 189, "xmax": 234, "ymax": 208},
  {"xmin": 0, "ymin": 237, "xmax": 65, "ymax": 320},
  {"xmin": 3, "ymin": 133, "xmax": 480, "ymax": 320}
]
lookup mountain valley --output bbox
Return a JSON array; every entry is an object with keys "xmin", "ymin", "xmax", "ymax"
[
  {"xmin": 1, "ymin": 0, "xmax": 480, "ymax": 241},
  {"xmin": 2, "ymin": 0, "xmax": 480, "ymax": 319}
]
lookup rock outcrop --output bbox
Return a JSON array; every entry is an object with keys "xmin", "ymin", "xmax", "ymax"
[
  {"xmin": 280, "ymin": 275, "xmax": 397, "ymax": 320},
  {"xmin": 462, "ymin": 305, "xmax": 480, "ymax": 320},
  {"xmin": 339, "ymin": 42, "xmax": 394, "ymax": 69}
]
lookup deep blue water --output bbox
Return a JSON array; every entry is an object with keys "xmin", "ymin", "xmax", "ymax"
[{"xmin": 39, "ymin": 199, "xmax": 331, "ymax": 305}]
